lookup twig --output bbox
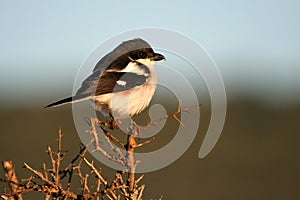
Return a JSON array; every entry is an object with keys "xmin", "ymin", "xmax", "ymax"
[
  {"xmin": 135, "ymin": 137, "xmax": 155, "ymax": 148},
  {"xmin": 125, "ymin": 124, "xmax": 138, "ymax": 198},
  {"xmin": 56, "ymin": 128, "xmax": 63, "ymax": 185},
  {"xmin": 2, "ymin": 161, "xmax": 23, "ymax": 200},
  {"xmin": 105, "ymin": 136, "xmax": 126, "ymax": 162},
  {"xmin": 89, "ymin": 119, "xmax": 126, "ymax": 166},
  {"xmin": 142, "ymin": 102, "xmax": 202, "ymax": 130},
  {"xmin": 100, "ymin": 126, "xmax": 125, "ymax": 147},
  {"xmin": 171, "ymin": 100, "xmax": 184, "ymax": 126},
  {"xmin": 135, "ymin": 175, "xmax": 144, "ymax": 185},
  {"xmin": 46, "ymin": 145, "xmax": 56, "ymax": 181},
  {"xmin": 60, "ymin": 145, "xmax": 87, "ymax": 180},
  {"xmin": 137, "ymin": 184, "xmax": 145, "ymax": 200},
  {"xmin": 23, "ymin": 163, "xmax": 78, "ymax": 199},
  {"xmin": 82, "ymin": 157, "xmax": 107, "ymax": 186},
  {"xmin": 23, "ymin": 162, "xmax": 56, "ymax": 188}
]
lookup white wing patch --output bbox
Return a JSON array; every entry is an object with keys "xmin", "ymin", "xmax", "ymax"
[{"xmin": 116, "ymin": 80, "xmax": 127, "ymax": 86}]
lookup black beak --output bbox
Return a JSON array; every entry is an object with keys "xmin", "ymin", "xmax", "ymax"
[{"xmin": 152, "ymin": 53, "xmax": 165, "ymax": 61}]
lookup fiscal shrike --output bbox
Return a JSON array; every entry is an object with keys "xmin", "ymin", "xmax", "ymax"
[{"xmin": 45, "ymin": 38, "xmax": 165, "ymax": 118}]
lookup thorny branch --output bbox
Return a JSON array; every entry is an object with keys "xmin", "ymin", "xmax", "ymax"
[
  {"xmin": 0, "ymin": 128, "xmax": 150, "ymax": 200},
  {"xmin": 1, "ymin": 102, "xmax": 198, "ymax": 199},
  {"xmin": 86, "ymin": 102, "xmax": 199, "ymax": 199}
]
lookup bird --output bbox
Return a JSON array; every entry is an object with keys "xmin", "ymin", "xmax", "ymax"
[{"xmin": 45, "ymin": 38, "xmax": 165, "ymax": 119}]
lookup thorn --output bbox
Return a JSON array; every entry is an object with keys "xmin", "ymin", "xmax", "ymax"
[
  {"xmin": 172, "ymin": 100, "xmax": 185, "ymax": 126},
  {"xmin": 173, "ymin": 113, "xmax": 185, "ymax": 127}
]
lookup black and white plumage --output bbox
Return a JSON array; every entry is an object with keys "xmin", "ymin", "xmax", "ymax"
[{"xmin": 45, "ymin": 38, "xmax": 165, "ymax": 118}]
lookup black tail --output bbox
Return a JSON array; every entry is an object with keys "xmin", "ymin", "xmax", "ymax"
[{"xmin": 44, "ymin": 97, "xmax": 73, "ymax": 108}]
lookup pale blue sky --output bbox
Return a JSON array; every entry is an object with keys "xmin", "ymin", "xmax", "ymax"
[{"xmin": 0, "ymin": 0, "xmax": 299, "ymax": 106}]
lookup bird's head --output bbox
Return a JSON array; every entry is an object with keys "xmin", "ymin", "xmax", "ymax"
[
  {"xmin": 95, "ymin": 38, "xmax": 165, "ymax": 73},
  {"xmin": 128, "ymin": 48, "xmax": 165, "ymax": 69}
]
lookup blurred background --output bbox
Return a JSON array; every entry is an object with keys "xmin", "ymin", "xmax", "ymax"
[{"xmin": 0, "ymin": 0, "xmax": 299, "ymax": 199}]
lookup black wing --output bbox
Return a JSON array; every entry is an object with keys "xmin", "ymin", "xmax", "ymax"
[{"xmin": 75, "ymin": 71, "xmax": 148, "ymax": 97}]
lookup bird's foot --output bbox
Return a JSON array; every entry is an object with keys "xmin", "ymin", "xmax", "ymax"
[{"xmin": 108, "ymin": 116, "xmax": 119, "ymax": 130}]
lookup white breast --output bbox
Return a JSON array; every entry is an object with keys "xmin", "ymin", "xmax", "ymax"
[
  {"xmin": 110, "ymin": 71, "xmax": 156, "ymax": 118},
  {"xmin": 94, "ymin": 59, "xmax": 157, "ymax": 118}
]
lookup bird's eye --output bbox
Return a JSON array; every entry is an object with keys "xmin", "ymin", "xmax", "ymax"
[{"xmin": 138, "ymin": 51, "xmax": 146, "ymax": 58}]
